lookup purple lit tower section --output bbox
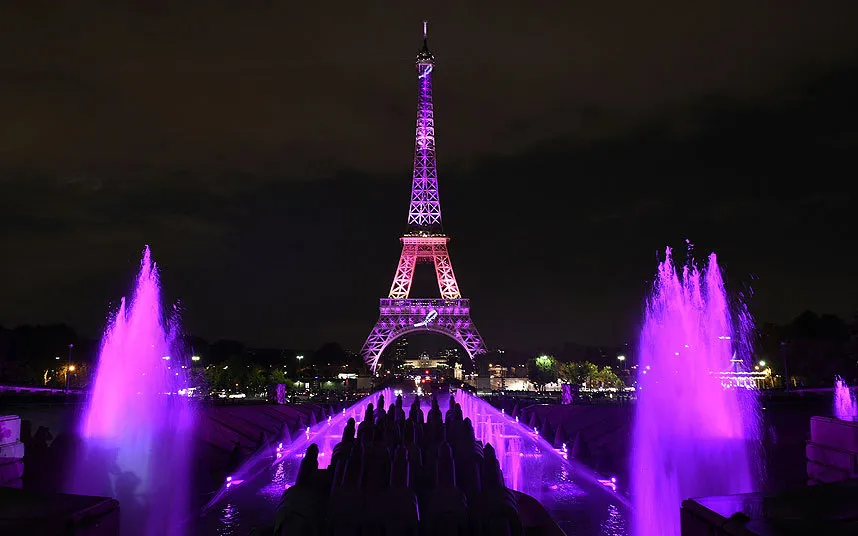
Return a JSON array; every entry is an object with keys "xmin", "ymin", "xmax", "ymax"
[{"xmin": 361, "ymin": 21, "xmax": 486, "ymax": 370}]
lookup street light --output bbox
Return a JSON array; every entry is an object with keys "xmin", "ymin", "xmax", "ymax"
[
  {"xmin": 617, "ymin": 355, "xmax": 626, "ymax": 362},
  {"xmin": 758, "ymin": 360, "xmax": 766, "ymax": 367},
  {"xmin": 191, "ymin": 355, "xmax": 201, "ymax": 362},
  {"xmin": 66, "ymin": 344, "xmax": 74, "ymax": 394}
]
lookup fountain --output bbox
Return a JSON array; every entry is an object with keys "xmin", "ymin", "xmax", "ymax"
[
  {"xmin": 632, "ymin": 247, "xmax": 761, "ymax": 536},
  {"xmin": 67, "ymin": 246, "xmax": 196, "ymax": 536},
  {"xmin": 834, "ymin": 376, "xmax": 857, "ymax": 421},
  {"xmin": 203, "ymin": 387, "xmax": 629, "ymax": 535},
  {"xmin": 203, "ymin": 388, "xmax": 397, "ymax": 512}
]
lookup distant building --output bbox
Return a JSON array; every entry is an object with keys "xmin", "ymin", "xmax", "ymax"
[
  {"xmin": 720, "ymin": 353, "xmax": 769, "ymax": 389},
  {"xmin": 393, "ymin": 337, "xmax": 408, "ymax": 362},
  {"xmin": 438, "ymin": 346, "xmax": 460, "ymax": 364},
  {"xmin": 404, "ymin": 351, "xmax": 448, "ymax": 371}
]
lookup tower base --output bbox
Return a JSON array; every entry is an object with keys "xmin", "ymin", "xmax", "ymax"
[{"xmin": 361, "ymin": 298, "xmax": 486, "ymax": 370}]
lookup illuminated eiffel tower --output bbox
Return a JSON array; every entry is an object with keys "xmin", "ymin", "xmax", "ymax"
[{"xmin": 360, "ymin": 22, "xmax": 486, "ymax": 371}]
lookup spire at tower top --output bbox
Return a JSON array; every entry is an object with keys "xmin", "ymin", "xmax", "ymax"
[
  {"xmin": 408, "ymin": 18, "xmax": 441, "ymax": 232},
  {"xmin": 416, "ymin": 19, "xmax": 435, "ymax": 65}
]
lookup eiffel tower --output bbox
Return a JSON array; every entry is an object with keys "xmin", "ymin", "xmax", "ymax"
[{"xmin": 360, "ymin": 21, "xmax": 487, "ymax": 371}]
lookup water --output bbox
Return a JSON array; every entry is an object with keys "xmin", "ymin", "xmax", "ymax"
[
  {"xmin": 203, "ymin": 388, "xmax": 628, "ymax": 536},
  {"xmin": 68, "ymin": 246, "xmax": 196, "ymax": 536},
  {"xmin": 632, "ymin": 247, "xmax": 762, "ymax": 536},
  {"xmin": 203, "ymin": 389, "xmax": 395, "ymax": 513},
  {"xmin": 834, "ymin": 376, "xmax": 857, "ymax": 421},
  {"xmin": 455, "ymin": 389, "xmax": 629, "ymax": 536}
]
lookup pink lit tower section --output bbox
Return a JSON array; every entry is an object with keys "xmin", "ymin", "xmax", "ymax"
[{"xmin": 361, "ymin": 22, "xmax": 486, "ymax": 370}]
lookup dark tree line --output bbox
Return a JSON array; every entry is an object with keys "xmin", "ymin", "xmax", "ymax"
[
  {"xmin": 758, "ymin": 311, "xmax": 858, "ymax": 387},
  {"xmin": 2, "ymin": 309, "xmax": 856, "ymax": 389},
  {"xmin": 0, "ymin": 323, "xmax": 365, "ymax": 389}
]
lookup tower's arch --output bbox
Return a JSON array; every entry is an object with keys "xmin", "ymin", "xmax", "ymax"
[
  {"xmin": 362, "ymin": 298, "xmax": 485, "ymax": 371},
  {"xmin": 365, "ymin": 320, "xmax": 481, "ymax": 371}
]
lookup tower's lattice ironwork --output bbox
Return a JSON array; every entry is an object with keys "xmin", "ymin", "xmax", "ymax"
[{"xmin": 361, "ymin": 22, "xmax": 487, "ymax": 371}]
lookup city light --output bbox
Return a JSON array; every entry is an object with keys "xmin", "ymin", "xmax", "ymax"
[
  {"xmin": 759, "ymin": 360, "xmax": 766, "ymax": 367},
  {"xmin": 68, "ymin": 365, "xmax": 76, "ymax": 372},
  {"xmin": 191, "ymin": 355, "xmax": 201, "ymax": 362},
  {"xmin": 618, "ymin": 355, "xmax": 626, "ymax": 362}
]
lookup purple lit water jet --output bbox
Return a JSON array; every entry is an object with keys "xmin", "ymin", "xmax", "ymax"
[
  {"xmin": 68, "ymin": 247, "xmax": 196, "ymax": 536},
  {"xmin": 632, "ymin": 247, "xmax": 762, "ymax": 536},
  {"xmin": 834, "ymin": 376, "xmax": 857, "ymax": 421},
  {"xmin": 203, "ymin": 388, "xmax": 629, "ymax": 535},
  {"xmin": 204, "ymin": 389, "xmax": 397, "ymax": 511},
  {"xmin": 455, "ymin": 388, "xmax": 629, "ymax": 511}
]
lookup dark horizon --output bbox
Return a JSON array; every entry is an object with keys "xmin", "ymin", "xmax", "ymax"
[{"xmin": 2, "ymin": 3, "xmax": 857, "ymax": 352}]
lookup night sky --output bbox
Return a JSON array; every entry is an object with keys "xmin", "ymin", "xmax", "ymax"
[{"xmin": 2, "ymin": 2, "xmax": 857, "ymax": 352}]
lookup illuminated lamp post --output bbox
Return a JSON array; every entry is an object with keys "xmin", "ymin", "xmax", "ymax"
[{"xmin": 66, "ymin": 343, "xmax": 74, "ymax": 393}]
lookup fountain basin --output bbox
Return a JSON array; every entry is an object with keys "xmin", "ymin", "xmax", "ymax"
[
  {"xmin": 0, "ymin": 487, "xmax": 120, "ymax": 536},
  {"xmin": 681, "ymin": 479, "xmax": 858, "ymax": 535}
]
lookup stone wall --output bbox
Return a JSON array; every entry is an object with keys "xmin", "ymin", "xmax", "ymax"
[
  {"xmin": 0, "ymin": 415, "xmax": 24, "ymax": 488},
  {"xmin": 807, "ymin": 416, "xmax": 858, "ymax": 484}
]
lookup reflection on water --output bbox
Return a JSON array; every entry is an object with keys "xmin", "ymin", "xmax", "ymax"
[
  {"xmin": 601, "ymin": 505, "xmax": 627, "ymax": 536},
  {"xmin": 258, "ymin": 462, "xmax": 291, "ymax": 504},
  {"xmin": 217, "ymin": 504, "xmax": 240, "ymax": 536},
  {"xmin": 545, "ymin": 466, "xmax": 590, "ymax": 501}
]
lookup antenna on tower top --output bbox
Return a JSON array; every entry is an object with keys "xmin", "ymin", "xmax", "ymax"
[{"xmin": 415, "ymin": 19, "xmax": 435, "ymax": 67}]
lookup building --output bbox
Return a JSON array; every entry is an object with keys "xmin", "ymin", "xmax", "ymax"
[
  {"xmin": 403, "ymin": 351, "xmax": 449, "ymax": 371},
  {"xmin": 392, "ymin": 337, "xmax": 408, "ymax": 362}
]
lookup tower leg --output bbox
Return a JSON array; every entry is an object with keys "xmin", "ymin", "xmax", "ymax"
[
  {"xmin": 388, "ymin": 243, "xmax": 418, "ymax": 299},
  {"xmin": 431, "ymin": 243, "xmax": 461, "ymax": 299},
  {"xmin": 361, "ymin": 318, "xmax": 397, "ymax": 371}
]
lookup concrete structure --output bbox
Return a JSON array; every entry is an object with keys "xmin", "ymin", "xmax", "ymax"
[
  {"xmin": 807, "ymin": 416, "xmax": 858, "ymax": 484},
  {"xmin": 0, "ymin": 415, "xmax": 23, "ymax": 488},
  {"xmin": 681, "ymin": 482, "xmax": 858, "ymax": 535},
  {"xmin": 492, "ymin": 377, "xmax": 531, "ymax": 391},
  {"xmin": 679, "ymin": 415, "xmax": 858, "ymax": 535},
  {"xmin": 0, "ymin": 487, "xmax": 120, "ymax": 536}
]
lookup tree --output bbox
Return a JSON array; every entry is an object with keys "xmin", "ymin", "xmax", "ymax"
[
  {"xmin": 594, "ymin": 365, "xmax": 625, "ymax": 390},
  {"xmin": 271, "ymin": 368, "xmax": 289, "ymax": 386},
  {"xmin": 527, "ymin": 355, "xmax": 559, "ymax": 391},
  {"xmin": 559, "ymin": 361, "xmax": 599, "ymax": 388},
  {"xmin": 314, "ymin": 342, "xmax": 348, "ymax": 366}
]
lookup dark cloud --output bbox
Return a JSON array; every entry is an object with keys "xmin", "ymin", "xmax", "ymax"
[
  {"xmin": 2, "ymin": 1, "xmax": 858, "ymax": 177},
  {"xmin": 1, "ymin": 2, "xmax": 857, "ymax": 350}
]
